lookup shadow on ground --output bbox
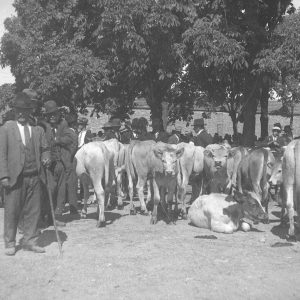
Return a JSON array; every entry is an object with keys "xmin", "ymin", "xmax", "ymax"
[
  {"xmin": 37, "ymin": 229, "xmax": 68, "ymax": 247},
  {"xmin": 86, "ymin": 211, "xmax": 123, "ymax": 225}
]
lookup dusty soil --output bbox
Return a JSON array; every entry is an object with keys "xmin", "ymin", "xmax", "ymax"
[{"xmin": 0, "ymin": 192, "xmax": 300, "ymax": 300}]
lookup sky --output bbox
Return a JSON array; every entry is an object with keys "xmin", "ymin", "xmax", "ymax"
[{"xmin": 1, "ymin": 0, "xmax": 300, "ymax": 85}]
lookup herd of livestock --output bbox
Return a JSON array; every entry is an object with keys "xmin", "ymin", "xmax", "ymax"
[{"xmin": 74, "ymin": 138, "xmax": 300, "ymax": 241}]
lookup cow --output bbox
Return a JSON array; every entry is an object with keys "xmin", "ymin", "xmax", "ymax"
[
  {"xmin": 188, "ymin": 191, "xmax": 268, "ymax": 233},
  {"xmin": 203, "ymin": 144, "xmax": 235, "ymax": 194},
  {"xmin": 126, "ymin": 140, "xmax": 184, "ymax": 224},
  {"xmin": 268, "ymin": 157, "xmax": 283, "ymax": 205},
  {"xmin": 237, "ymin": 148, "xmax": 275, "ymax": 222},
  {"xmin": 281, "ymin": 140, "xmax": 300, "ymax": 240},
  {"xmin": 75, "ymin": 142, "xmax": 114, "ymax": 227},
  {"xmin": 177, "ymin": 143, "xmax": 205, "ymax": 219}
]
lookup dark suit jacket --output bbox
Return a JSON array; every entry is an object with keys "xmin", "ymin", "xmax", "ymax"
[
  {"xmin": 0, "ymin": 121, "xmax": 50, "ymax": 188},
  {"xmin": 192, "ymin": 130, "xmax": 213, "ymax": 147},
  {"xmin": 43, "ymin": 121, "xmax": 76, "ymax": 171}
]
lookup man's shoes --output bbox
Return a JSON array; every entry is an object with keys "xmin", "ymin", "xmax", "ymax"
[
  {"xmin": 5, "ymin": 247, "xmax": 16, "ymax": 256},
  {"xmin": 23, "ymin": 245, "xmax": 45, "ymax": 253}
]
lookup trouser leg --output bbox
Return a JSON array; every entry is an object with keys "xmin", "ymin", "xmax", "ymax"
[
  {"xmin": 67, "ymin": 167, "xmax": 79, "ymax": 211},
  {"xmin": 4, "ymin": 178, "xmax": 23, "ymax": 248},
  {"xmin": 54, "ymin": 162, "xmax": 66, "ymax": 215},
  {"xmin": 22, "ymin": 176, "xmax": 41, "ymax": 246}
]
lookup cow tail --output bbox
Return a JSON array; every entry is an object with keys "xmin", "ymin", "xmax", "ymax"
[{"xmin": 294, "ymin": 142, "xmax": 300, "ymax": 213}]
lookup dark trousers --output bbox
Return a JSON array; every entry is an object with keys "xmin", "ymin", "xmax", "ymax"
[
  {"xmin": 66, "ymin": 161, "xmax": 79, "ymax": 210},
  {"xmin": 4, "ymin": 174, "xmax": 41, "ymax": 248},
  {"xmin": 48, "ymin": 161, "xmax": 66, "ymax": 216}
]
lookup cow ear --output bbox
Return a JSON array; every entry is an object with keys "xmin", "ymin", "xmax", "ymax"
[
  {"xmin": 153, "ymin": 148, "xmax": 163, "ymax": 159},
  {"xmin": 175, "ymin": 147, "xmax": 184, "ymax": 158},
  {"xmin": 233, "ymin": 190, "xmax": 244, "ymax": 203},
  {"xmin": 204, "ymin": 149, "xmax": 212, "ymax": 157}
]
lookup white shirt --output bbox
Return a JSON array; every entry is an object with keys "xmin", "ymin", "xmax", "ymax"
[
  {"xmin": 78, "ymin": 130, "xmax": 87, "ymax": 148},
  {"xmin": 194, "ymin": 129, "xmax": 204, "ymax": 137},
  {"xmin": 17, "ymin": 122, "xmax": 32, "ymax": 146}
]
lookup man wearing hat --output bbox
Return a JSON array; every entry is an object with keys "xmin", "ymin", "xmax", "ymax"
[
  {"xmin": 261, "ymin": 123, "xmax": 287, "ymax": 153},
  {"xmin": 77, "ymin": 117, "xmax": 89, "ymax": 148},
  {"xmin": 119, "ymin": 119, "xmax": 133, "ymax": 144},
  {"xmin": 102, "ymin": 119, "xmax": 119, "ymax": 141},
  {"xmin": 42, "ymin": 100, "xmax": 74, "ymax": 221},
  {"xmin": 190, "ymin": 118, "xmax": 213, "ymax": 147},
  {"xmin": 0, "ymin": 92, "xmax": 50, "ymax": 255},
  {"xmin": 149, "ymin": 117, "xmax": 169, "ymax": 142}
]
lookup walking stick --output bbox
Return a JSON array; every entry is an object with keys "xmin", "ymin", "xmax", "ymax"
[{"xmin": 45, "ymin": 168, "xmax": 63, "ymax": 258}]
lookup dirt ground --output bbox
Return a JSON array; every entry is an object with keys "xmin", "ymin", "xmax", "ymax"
[{"xmin": 0, "ymin": 192, "xmax": 300, "ymax": 300}]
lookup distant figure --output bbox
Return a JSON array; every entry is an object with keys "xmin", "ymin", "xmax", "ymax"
[
  {"xmin": 213, "ymin": 133, "xmax": 220, "ymax": 144},
  {"xmin": 77, "ymin": 117, "xmax": 89, "ymax": 149},
  {"xmin": 282, "ymin": 125, "xmax": 293, "ymax": 144},
  {"xmin": 190, "ymin": 118, "xmax": 213, "ymax": 147},
  {"xmin": 260, "ymin": 123, "xmax": 287, "ymax": 152}
]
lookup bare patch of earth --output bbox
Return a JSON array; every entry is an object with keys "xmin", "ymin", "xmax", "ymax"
[{"xmin": 0, "ymin": 196, "xmax": 300, "ymax": 300}]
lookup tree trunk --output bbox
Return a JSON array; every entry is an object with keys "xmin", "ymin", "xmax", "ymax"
[
  {"xmin": 242, "ymin": 75, "xmax": 260, "ymax": 147},
  {"xmin": 161, "ymin": 101, "xmax": 169, "ymax": 131},
  {"xmin": 229, "ymin": 110, "xmax": 238, "ymax": 136},
  {"xmin": 260, "ymin": 82, "xmax": 269, "ymax": 139},
  {"xmin": 290, "ymin": 97, "xmax": 294, "ymax": 129}
]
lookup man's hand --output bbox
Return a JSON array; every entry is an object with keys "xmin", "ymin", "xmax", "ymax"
[{"xmin": 1, "ymin": 178, "xmax": 10, "ymax": 189}]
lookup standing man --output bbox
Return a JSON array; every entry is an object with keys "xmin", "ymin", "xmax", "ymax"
[
  {"xmin": 190, "ymin": 118, "xmax": 213, "ymax": 147},
  {"xmin": 77, "ymin": 117, "xmax": 89, "ymax": 148},
  {"xmin": 43, "ymin": 100, "xmax": 73, "ymax": 220},
  {"xmin": 0, "ymin": 93, "xmax": 50, "ymax": 255}
]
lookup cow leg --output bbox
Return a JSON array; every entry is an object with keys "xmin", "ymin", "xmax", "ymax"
[
  {"xmin": 146, "ymin": 179, "xmax": 152, "ymax": 206},
  {"xmin": 150, "ymin": 181, "xmax": 160, "ymax": 225},
  {"xmin": 210, "ymin": 219, "xmax": 235, "ymax": 234},
  {"xmin": 285, "ymin": 185, "xmax": 296, "ymax": 240},
  {"xmin": 178, "ymin": 174, "xmax": 189, "ymax": 220},
  {"xmin": 136, "ymin": 177, "xmax": 148, "ymax": 214},
  {"xmin": 94, "ymin": 183, "xmax": 106, "ymax": 228},
  {"xmin": 116, "ymin": 172, "xmax": 124, "ymax": 209},
  {"xmin": 80, "ymin": 174, "xmax": 90, "ymax": 219}
]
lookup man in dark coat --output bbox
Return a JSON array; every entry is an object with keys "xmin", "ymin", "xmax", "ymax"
[
  {"xmin": 149, "ymin": 118, "xmax": 169, "ymax": 142},
  {"xmin": 42, "ymin": 100, "xmax": 74, "ymax": 219},
  {"xmin": 0, "ymin": 93, "xmax": 50, "ymax": 255},
  {"xmin": 119, "ymin": 119, "xmax": 133, "ymax": 144},
  {"xmin": 63, "ymin": 113, "xmax": 80, "ymax": 214},
  {"xmin": 259, "ymin": 123, "xmax": 289, "ymax": 158},
  {"xmin": 190, "ymin": 118, "xmax": 213, "ymax": 147}
]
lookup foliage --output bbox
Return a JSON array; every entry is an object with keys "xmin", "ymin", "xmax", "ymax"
[
  {"xmin": 0, "ymin": 83, "xmax": 15, "ymax": 111},
  {"xmin": 255, "ymin": 11, "xmax": 300, "ymax": 120}
]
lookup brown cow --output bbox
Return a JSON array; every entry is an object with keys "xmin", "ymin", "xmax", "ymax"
[
  {"xmin": 126, "ymin": 141, "xmax": 184, "ymax": 224},
  {"xmin": 237, "ymin": 148, "xmax": 275, "ymax": 222}
]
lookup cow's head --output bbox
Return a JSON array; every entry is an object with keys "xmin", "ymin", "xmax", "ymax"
[
  {"xmin": 154, "ymin": 145, "xmax": 184, "ymax": 176},
  {"xmin": 204, "ymin": 144, "xmax": 232, "ymax": 169},
  {"xmin": 268, "ymin": 159, "xmax": 282, "ymax": 188},
  {"xmin": 234, "ymin": 190, "xmax": 268, "ymax": 222}
]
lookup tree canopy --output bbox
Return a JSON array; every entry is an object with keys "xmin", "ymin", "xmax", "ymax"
[{"xmin": 0, "ymin": 0, "xmax": 296, "ymax": 143}]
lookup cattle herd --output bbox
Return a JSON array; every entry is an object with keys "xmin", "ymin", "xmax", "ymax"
[{"xmin": 74, "ymin": 138, "xmax": 299, "ymax": 241}]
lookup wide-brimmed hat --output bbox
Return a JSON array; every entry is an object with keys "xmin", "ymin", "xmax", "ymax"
[
  {"xmin": 44, "ymin": 100, "xmax": 59, "ymax": 114},
  {"xmin": 272, "ymin": 123, "xmax": 282, "ymax": 131},
  {"xmin": 11, "ymin": 92, "xmax": 34, "ymax": 109},
  {"xmin": 192, "ymin": 118, "xmax": 205, "ymax": 127},
  {"xmin": 78, "ymin": 117, "xmax": 88, "ymax": 125}
]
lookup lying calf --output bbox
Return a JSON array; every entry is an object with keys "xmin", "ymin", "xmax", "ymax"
[{"xmin": 188, "ymin": 191, "xmax": 268, "ymax": 233}]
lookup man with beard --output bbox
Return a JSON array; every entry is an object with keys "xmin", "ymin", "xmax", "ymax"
[{"xmin": 0, "ymin": 93, "xmax": 50, "ymax": 255}]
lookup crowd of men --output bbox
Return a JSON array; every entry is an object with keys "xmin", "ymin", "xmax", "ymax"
[{"xmin": 0, "ymin": 90, "xmax": 294, "ymax": 256}]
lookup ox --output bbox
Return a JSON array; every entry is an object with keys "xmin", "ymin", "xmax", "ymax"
[
  {"xmin": 188, "ymin": 191, "xmax": 268, "ymax": 233},
  {"xmin": 237, "ymin": 148, "xmax": 275, "ymax": 221},
  {"xmin": 177, "ymin": 143, "xmax": 205, "ymax": 219},
  {"xmin": 203, "ymin": 144, "xmax": 240, "ymax": 194},
  {"xmin": 126, "ymin": 141, "xmax": 184, "ymax": 224},
  {"xmin": 75, "ymin": 142, "xmax": 114, "ymax": 227},
  {"xmin": 281, "ymin": 140, "xmax": 300, "ymax": 240}
]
